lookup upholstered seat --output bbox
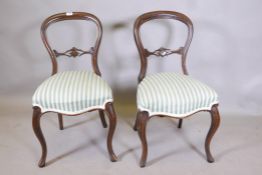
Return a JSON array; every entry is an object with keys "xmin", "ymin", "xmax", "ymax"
[
  {"xmin": 133, "ymin": 11, "xmax": 221, "ymax": 167},
  {"xmin": 32, "ymin": 12, "xmax": 118, "ymax": 168},
  {"xmin": 32, "ymin": 71, "xmax": 113, "ymax": 114},
  {"xmin": 137, "ymin": 72, "xmax": 218, "ymax": 117}
]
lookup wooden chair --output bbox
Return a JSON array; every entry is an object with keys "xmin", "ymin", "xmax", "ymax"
[
  {"xmin": 133, "ymin": 11, "xmax": 221, "ymax": 167},
  {"xmin": 32, "ymin": 12, "xmax": 117, "ymax": 167}
]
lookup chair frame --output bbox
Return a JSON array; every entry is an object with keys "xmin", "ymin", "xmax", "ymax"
[
  {"xmin": 133, "ymin": 11, "xmax": 221, "ymax": 167},
  {"xmin": 32, "ymin": 12, "xmax": 117, "ymax": 167}
]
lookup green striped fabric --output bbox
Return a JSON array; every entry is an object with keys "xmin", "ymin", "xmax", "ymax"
[
  {"xmin": 32, "ymin": 71, "xmax": 113, "ymax": 114},
  {"xmin": 137, "ymin": 72, "xmax": 218, "ymax": 117}
]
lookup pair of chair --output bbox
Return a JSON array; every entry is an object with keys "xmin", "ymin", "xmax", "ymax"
[{"xmin": 32, "ymin": 11, "xmax": 220, "ymax": 168}]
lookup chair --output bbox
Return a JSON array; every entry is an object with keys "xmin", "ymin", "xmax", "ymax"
[
  {"xmin": 133, "ymin": 11, "xmax": 221, "ymax": 167},
  {"xmin": 32, "ymin": 12, "xmax": 117, "ymax": 167}
]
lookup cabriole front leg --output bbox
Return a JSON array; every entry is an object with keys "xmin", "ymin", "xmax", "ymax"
[
  {"xmin": 205, "ymin": 104, "xmax": 221, "ymax": 163},
  {"xmin": 137, "ymin": 111, "xmax": 149, "ymax": 167},
  {"xmin": 105, "ymin": 102, "xmax": 118, "ymax": 162},
  {"xmin": 32, "ymin": 106, "xmax": 47, "ymax": 167}
]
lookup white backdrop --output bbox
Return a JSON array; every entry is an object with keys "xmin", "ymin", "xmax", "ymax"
[{"xmin": 0, "ymin": 0, "xmax": 261, "ymax": 115}]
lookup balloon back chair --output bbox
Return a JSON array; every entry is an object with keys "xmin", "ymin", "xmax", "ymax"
[
  {"xmin": 32, "ymin": 12, "xmax": 117, "ymax": 167},
  {"xmin": 133, "ymin": 11, "xmax": 221, "ymax": 167}
]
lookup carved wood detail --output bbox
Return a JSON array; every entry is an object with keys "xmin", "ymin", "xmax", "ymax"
[
  {"xmin": 145, "ymin": 47, "xmax": 183, "ymax": 57},
  {"xmin": 53, "ymin": 47, "xmax": 94, "ymax": 58},
  {"xmin": 41, "ymin": 12, "xmax": 103, "ymax": 75},
  {"xmin": 133, "ymin": 11, "xmax": 194, "ymax": 82}
]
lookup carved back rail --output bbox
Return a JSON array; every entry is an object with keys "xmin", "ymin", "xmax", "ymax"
[
  {"xmin": 133, "ymin": 11, "xmax": 194, "ymax": 82},
  {"xmin": 41, "ymin": 12, "xmax": 103, "ymax": 76}
]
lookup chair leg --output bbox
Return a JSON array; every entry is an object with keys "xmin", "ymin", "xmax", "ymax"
[
  {"xmin": 133, "ymin": 112, "xmax": 139, "ymax": 131},
  {"xmin": 178, "ymin": 119, "xmax": 183, "ymax": 128},
  {"xmin": 137, "ymin": 111, "xmax": 149, "ymax": 168},
  {"xmin": 205, "ymin": 105, "xmax": 220, "ymax": 163},
  {"xmin": 99, "ymin": 110, "xmax": 107, "ymax": 128},
  {"xmin": 58, "ymin": 113, "xmax": 63, "ymax": 130},
  {"xmin": 105, "ymin": 102, "xmax": 118, "ymax": 162},
  {"xmin": 32, "ymin": 107, "xmax": 47, "ymax": 168}
]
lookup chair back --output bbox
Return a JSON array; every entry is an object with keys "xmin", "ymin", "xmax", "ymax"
[
  {"xmin": 133, "ymin": 11, "xmax": 194, "ymax": 82},
  {"xmin": 41, "ymin": 12, "xmax": 103, "ymax": 75}
]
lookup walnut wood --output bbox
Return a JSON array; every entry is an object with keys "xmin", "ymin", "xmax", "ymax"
[
  {"xmin": 205, "ymin": 105, "xmax": 220, "ymax": 163},
  {"xmin": 32, "ymin": 102, "xmax": 118, "ymax": 167},
  {"xmin": 133, "ymin": 11, "xmax": 220, "ymax": 167},
  {"xmin": 33, "ymin": 12, "xmax": 117, "ymax": 167},
  {"xmin": 145, "ymin": 47, "xmax": 183, "ymax": 57},
  {"xmin": 41, "ymin": 12, "xmax": 103, "ymax": 130},
  {"xmin": 99, "ymin": 110, "xmax": 107, "ymax": 128},
  {"xmin": 136, "ymin": 104, "xmax": 220, "ymax": 167},
  {"xmin": 53, "ymin": 47, "xmax": 94, "ymax": 58},
  {"xmin": 105, "ymin": 102, "xmax": 118, "ymax": 162},
  {"xmin": 133, "ymin": 11, "xmax": 193, "ymax": 82},
  {"xmin": 32, "ymin": 107, "xmax": 47, "ymax": 167},
  {"xmin": 58, "ymin": 113, "xmax": 63, "ymax": 130},
  {"xmin": 41, "ymin": 12, "xmax": 103, "ymax": 76},
  {"xmin": 137, "ymin": 111, "xmax": 149, "ymax": 167},
  {"xmin": 133, "ymin": 111, "xmax": 139, "ymax": 131},
  {"xmin": 178, "ymin": 119, "xmax": 183, "ymax": 128}
]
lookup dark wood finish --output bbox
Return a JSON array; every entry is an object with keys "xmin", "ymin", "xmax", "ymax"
[
  {"xmin": 136, "ymin": 105, "xmax": 221, "ymax": 167},
  {"xmin": 32, "ymin": 12, "xmax": 118, "ymax": 167},
  {"xmin": 41, "ymin": 12, "xmax": 103, "ymax": 76},
  {"xmin": 32, "ymin": 107, "xmax": 46, "ymax": 168},
  {"xmin": 104, "ymin": 102, "xmax": 118, "ymax": 162},
  {"xmin": 41, "ymin": 12, "xmax": 103, "ymax": 130},
  {"xmin": 178, "ymin": 119, "xmax": 183, "ymax": 128},
  {"xmin": 32, "ymin": 102, "xmax": 118, "ymax": 167},
  {"xmin": 53, "ymin": 47, "xmax": 94, "ymax": 58},
  {"xmin": 133, "ymin": 10, "xmax": 193, "ymax": 82},
  {"xmin": 205, "ymin": 104, "xmax": 220, "ymax": 162},
  {"xmin": 145, "ymin": 47, "xmax": 183, "ymax": 57},
  {"xmin": 137, "ymin": 111, "xmax": 149, "ymax": 167},
  {"xmin": 133, "ymin": 111, "xmax": 139, "ymax": 131},
  {"xmin": 136, "ymin": 115, "xmax": 183, "ymax": 129},
  {"xmin": 58, "ymin": 114, "xmax": 63, "ymax": 130},
  {"xmin": 99, "ymin": 110, "xmax": 107, "ymax": 128},
  {"xmin": 133, "ymin": 11, "xmax": 220, "ymax": 167}
]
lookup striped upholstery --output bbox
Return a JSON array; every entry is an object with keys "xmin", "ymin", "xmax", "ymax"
[
  {"xmin": 32, "ymin": 71, "xmax": 113, "ymax": 114},
  {"xmin": 137, "ymin": 72, "xmax": 218, "ymax": 117}
]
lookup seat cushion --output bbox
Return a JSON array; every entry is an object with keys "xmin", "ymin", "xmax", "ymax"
[
  {"xmin": 137, "ymin": 72, "xmax": 218, "ymax": 117},
  {"xmin": 32, "ymin": 71, "xmax": 113, "ymax": 114}
]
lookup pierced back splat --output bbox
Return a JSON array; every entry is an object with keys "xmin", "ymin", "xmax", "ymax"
[
  {"xmin": 41, "ymin": 12, "xmax": 103, "ymax": 76},
  {"xmin": 133, "ymin": 11, "xmax": 194, "ymax": 82}
]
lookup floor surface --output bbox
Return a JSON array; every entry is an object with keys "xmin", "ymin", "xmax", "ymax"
[{"xmin": 0, "ymin": 94, "xmax": 261, "ymax": 175}]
